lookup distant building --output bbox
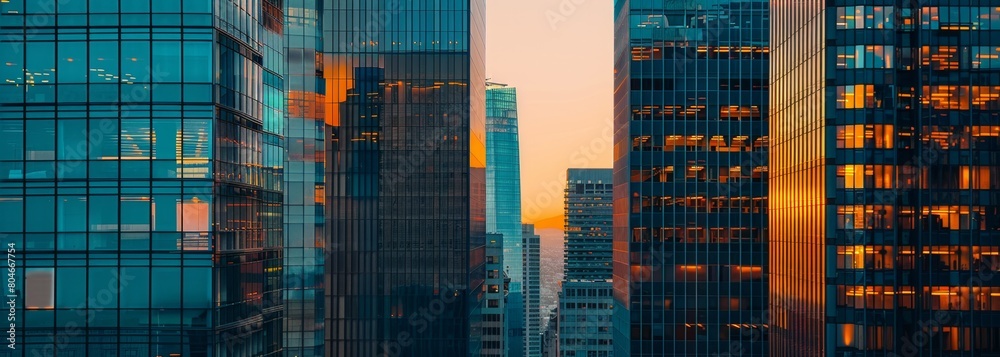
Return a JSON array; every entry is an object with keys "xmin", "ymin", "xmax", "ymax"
[
  {"xmin": 523, "ymin": 224, "xmax": 542, "ymax": 356},
  {"xmin": 484, "ymin": 233, "xmax": 507, "ymax": 357},
  {"xmin": 560, "ymin": 169, "xmax": 614, "ymax": 357},
  {"xmin": 485, "ymin": 82, "xmax": 526, "ymax": 357}
]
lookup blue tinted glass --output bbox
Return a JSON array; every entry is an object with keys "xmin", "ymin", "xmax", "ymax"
[
  {"xmin": 57, "ymin": 196, "xmax": 87, "ymax": 232},
  {"xmin": 182, "ymin": 41, "xmax": 212, "ymax": 82},
  {"xmin": 152, "ymin": 41, "xmax": 181, "ymax": 82},
  {"xmin": 120, "ymin": 0, "xmax": 149, "ymax": 13},
  {"xmin": 26, "ymin": 196, "xmax": 54, "ymax": 232},
  {"xmin": 56, "ymin": 268, "xmax": 85, "ymax": 307},
  {"xmin": 120, "ymin": 267, "xmax": 150, "ymax": 308}
]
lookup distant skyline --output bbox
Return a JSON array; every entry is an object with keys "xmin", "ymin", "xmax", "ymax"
[{"xmin": 486, "ymin": 0, "xmax": 613, "ymax": 231}]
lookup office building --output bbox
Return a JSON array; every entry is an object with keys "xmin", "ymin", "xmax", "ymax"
[
  {"xmin": 325, "ymin": 1, "xmax": 488, "ymax": 356},
  {"xmin": 564, "ymin": 169, "xmax": 614, "ymax": 280},
  {"xmin": 0, "ymin": 0, "xmax": 286, "ymax": 355},
  {"xmin": 771, "ymin": 2, "xmax": 1000, "ymax": 355},
  {"xmin": 484, "ymin": 233, "xmax": 507, "ymax": 357},
  {"xmin": 485, "ymin": 82, "xmax": 526, "ymax": 357},
  {"xmin": 283, "ymin": 0, "xmax": 326, "ymax": 355},
  {"xmin": 612, "ymin": 1, "xmax": 771, "ymax": 355},
  {"xmin": 560, "ymin": 169, "xmax": 614, "ymax": 357},
  {"xmin": 523, "ymin": 223, "xmax": 542, "ymax": 356}
]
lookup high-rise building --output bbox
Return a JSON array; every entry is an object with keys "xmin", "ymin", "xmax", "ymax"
[
  {"xmin": 283, "ymin": 0, "xmax": 326, "ymax": 355},
  {"xmin": 484, "ymin": 233, "xmax": 507, "ymax": 357},
  {"xmin": 484, "ymin": 82, "xmax": 526, "ymax": 357},
  {"xmin": 0, "ymin": 0, "xmax": 285, "ymax": 356},
  {"xmin": 523, "ymin": 223, "xmax": 542, "ymax": 356},
  {"xmin": 771, "ymin": 2, "xmax": 1000, "ymax": 355},
  {"xmin": 612, "ymin": 1, "xmax": 771, "ymax": 355},
  {"xmin": 560, "ymin": 169, "xmax": 614, "ymax": 357},
  {"xmin": 564, "ymin": 169, "xmax": 614, "ymax": 280},
  {"xmin": 324, "ymin": 1, "xmax": 487, "ymax": 356}
]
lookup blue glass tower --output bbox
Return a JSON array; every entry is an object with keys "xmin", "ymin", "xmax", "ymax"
[
  {"xmin": 283, "ymin": 0, "xmax": 325, "ymax": 355},
  {"xmin": 0, "ymin": 0, "xmax": 285, "ymax": 356},
  {"xmin": 325, "ymin": 1, "xmax": 487, "ymax": 356},
  {"xmin": 613, "ymin": 1, "xmax": 770, "ymax": 356},
  {"xmin": 485, "ymin": 82, "xmax": 526, "ymax": 357}
]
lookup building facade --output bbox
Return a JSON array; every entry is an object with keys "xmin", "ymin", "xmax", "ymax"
[
  {"xmin": 771, "ymin": 2, "xmax": 1000, "ymax": 355},
  {"xmin": 324, "ymin": 1, "xmax": 487, "ymax": 356},
  {"xmin": 484, "ymin": 233, "xmax": 507, "ymax": 357},
  {"xmin": 0, "ymin": 0, "xmax": 285, "ymax": 355},
  {"xmin": 612, "ymin": 1, "xmax": 771, "ymax": 355},
  {"xmin": 542, "ymin": 307, "xmax": 560, "ymax": 357},
  {"xmin": 560, "ymin": 169, "xmax": 614, "ymax": 357},
  {"xmin": 523, "ymin": 223, "xmax": 542, "ymax": 356},
  {"xmin": 283, "ymin": 0, "xmax": 326, "ymax": 355},
  {"xmin": 484, "ymin": 82, "xmax": 526, "ymax": 357}
]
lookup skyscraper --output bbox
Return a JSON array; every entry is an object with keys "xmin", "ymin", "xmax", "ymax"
[
  {"xmin": 484, "ymin": 82, "xmax": 525, "ymax": 357},
  {"xmin": 324, "ymin": 1, "xmax": 487, "ymax": 356},
  {"xmin": 612, "ymin": 1, "xmax": 771, "ymax": 355},
  {"xmin": 0, "ymin": 0, "xmax": 285, "ymax": 356},
  {"xmin": 771, "ymin": 2, "xmax": 1000, "ymax": 355},
  {"xmin": 522, "ymin": 223, "xmax": 542, "ymax": 356},
  {"xmin": 564, "ymin": 169, "xmax": 614, "ymax": 281},
  {"xmin": 560, "ymin": 169, "xmax": 614, "ymax": 357},
  {"xmin": 483, "ymin": 233, "xmax": 507, "ymax": 357},
  {"xmin": 283, "ymin": 0, "xmax": 326, "ymax": 355}
]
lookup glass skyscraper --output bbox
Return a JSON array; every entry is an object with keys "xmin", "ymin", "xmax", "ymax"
[
  {"xmin": 0, "ymin": 0, "xmax": 285, "ymax": 356},
  {"xmin": 324, "ymin": 1, "xmax": 487, "ymax": 356},
  {"xmin": 283, "ymin": 0, "xmax": 325, "ymax": 355},
  {"xmin": 771, "ymin": 2, "xmax": 1000, "ymax": 355},
  {"xmin": 613, "ymin": 0, "xmax": 770, "ymax": 355},
  {"xmin": 484, "ymin": 82, "xmax": 526, "ymax": 357},
  {"xmin": 560, "ymin": 168, "xmax": 614, "ymax": 357}
]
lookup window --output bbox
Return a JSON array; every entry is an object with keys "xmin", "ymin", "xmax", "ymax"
[
  {"xmin": 837, "ymin": 6, "xmax": 894, "ymax": 29},
  {"xmin": 837, "ymin": 45, "xmax": 893, "ymax": 69}
]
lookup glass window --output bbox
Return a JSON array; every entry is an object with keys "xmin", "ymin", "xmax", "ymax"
[
  {"xmin": 121, "ymin": 41, "xmax": 150, "ymax": 82},
  {"xmin": 56, "ymin": 268, "xmax": 85, "ymax": 308},
  {"xmin": 89, "ymin": 41, "xmax": 119, "ymax": 83},
  {"xmin": 0, "ymin": 197, "xmax": 23, "ymax": 231},
  {"xmin": 152, "ymin": 41, "xmax": 181, "ymax": 82},
  {"xmin": 57, "ymin": 196, "xmax": 87, "ymax": 232},
  {"xmin": 88, "ymin": 267, "xmax": 118, "ymax": 308},
  {"xmin": 152, "ymin": 268, "xmax": 181, "ymax": 308},
  {"xmin": 89, "ymin": 195, "xmax": 118, "ymax": 232},
  {"xmin": 120, "ymin": 267, "xmax": 150, "ymax": 308},
  {"xmin": 183, "ymin": 41, "xmax": 212, "ymax": 82},
  {"xmin": 182, "ymin": 268, "xmax": 211, "ymax": 308},
  {"xmin": 0, "ymin": 121, "xmax": 24, "ymax": 161},
  {"xmin": 57, "ymin": 119, "xmax": 86, "ymax": 160},
  {"xmin": 25, "ymin": 196, "xmax": 54, "ymax": 232}
]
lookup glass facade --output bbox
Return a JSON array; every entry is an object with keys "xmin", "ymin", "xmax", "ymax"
[
  {"xmin": 560, "ymin": 169, "xmax": 614, "ymax": 357},
  {"xmin": 522, "ymin": 223, "xmax": 542, "ymax": 356},
  {"xmin": 771, "ymin": 1, "xmax": 1000, "ymax": 355},
  {"xmin": 283, "ymin": 0, "xmax": 325, "ymax": 355},
  {"xmin": 0, "ymin": 0, "xmax": 285, "ymax": 356},
  {"xmin": 484, "ymin": 82, "xmax": 526, "ymax": 357},
  {"xmin": 324, "ymin": 1, "xmax": 487, "ymax": 356},
  {"xmin": 483, "ymin": 233, "xmax": 506, "ymax": 357},
  {"xmin": 613, "ymin": 0, "xmax": 770, "ymax": 355}
]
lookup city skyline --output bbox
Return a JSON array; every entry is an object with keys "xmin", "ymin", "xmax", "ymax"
[{"xmin": 1, "ymin": 1, "xmax": 999, "ymax": 356}]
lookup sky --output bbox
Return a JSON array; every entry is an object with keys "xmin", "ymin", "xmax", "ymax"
[{"xmin": 485, "ymin": 0, "xmax": 614, "ymax": 240}]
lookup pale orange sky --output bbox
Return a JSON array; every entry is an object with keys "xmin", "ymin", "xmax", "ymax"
[{"xmin": 486, "ymin": 0, "xmax": 614, "ymax": 231}]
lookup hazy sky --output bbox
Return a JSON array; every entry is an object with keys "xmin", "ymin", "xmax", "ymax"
[{"xmin": 486, "ymin": 0, "xmax": 614, "ymax": 231}]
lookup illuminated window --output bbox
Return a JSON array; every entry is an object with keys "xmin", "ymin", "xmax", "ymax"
[
  {"xmin": 837, "ymin": 45, "xmax": 894, "ymax": 69},
  {"xmin": 836, "ymin": 125, "xmax": 894, "ymax": 149},
  {"xmin": 837, "ymin": 85, "xmax": 885, "ymax": 108},
  {"xmin": 837, "ymin": 6, "xmax": 894, "ymax": 29}
]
